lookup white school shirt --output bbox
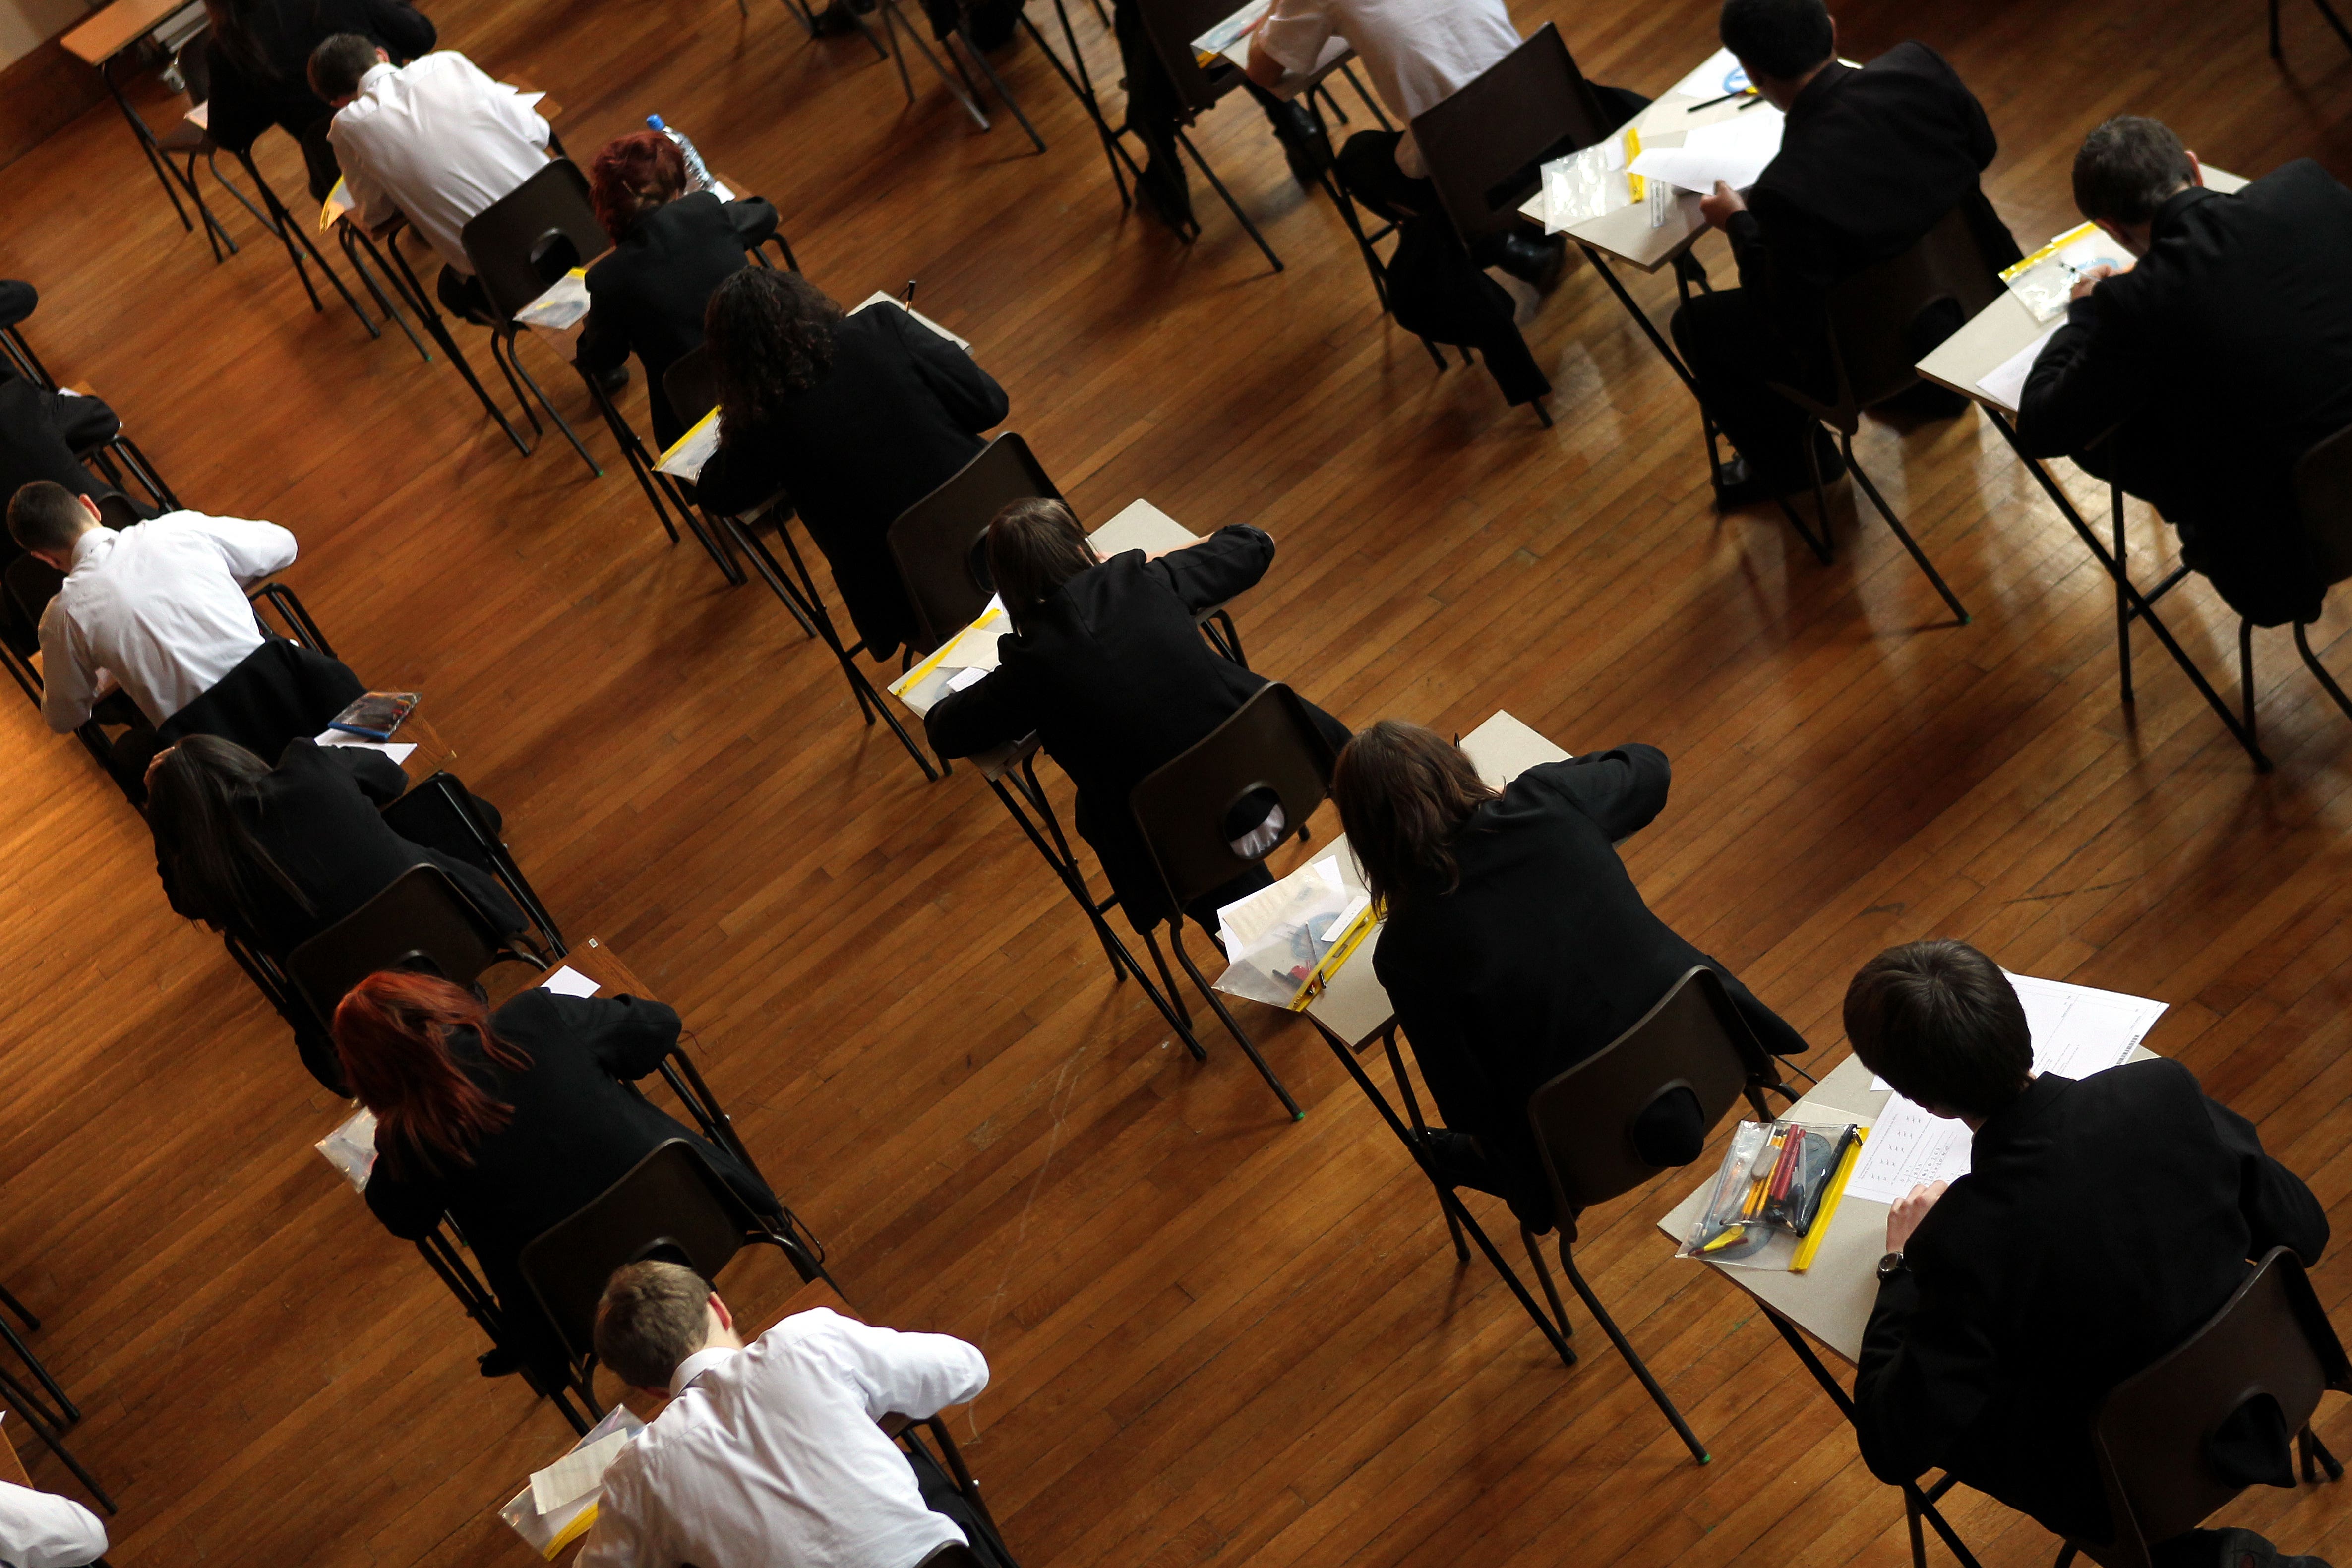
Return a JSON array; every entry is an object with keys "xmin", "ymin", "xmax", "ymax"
[
  {"xmin": 329, "ymin": 54, "xmax": 550, "ymax": 275},
  {"xmin": 1255, "ymin": 0, "xmax": 1520, "ymax": 176},
  {"xmin": 36, "ymin": 511, "xmax": 299, "ymax": 732},
  {"xmin": 0, "ymin": 1478, "xmax": 107, "ymax": 1568},
  {"xmin": 577, "ymin": 1310, "xmax": 990, "ymax": 1568}
]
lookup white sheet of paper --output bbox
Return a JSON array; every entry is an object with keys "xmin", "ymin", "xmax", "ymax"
[
  {"xmin": 1628, "ymin": 107, "xmax": 1786, "ymax": 193},
  {"xmin": 515, "ymin": 268, "xmax": 592, "ymax": 331},
  {"xmin": 312, "ymin": 729, "xmax": 417, "ymax": 765},
  {"xmin": 531, "ymin": 1429, "xmax": 629, "ymax": 1516},
  {"xmin": 500, "ymin": 1406, "xmax": 646, "ymax": 1554},
  {"xmin": 540, "ymin": 966, "xmax": 600, "ymax": 999},
  {"xmin": 1667, "ymin": 47, "xmax": 1747, "ymax": 102},
  {"xmin": 1974, "ymin": 324, "xmax": 2062, "ymax": 412},
  {"xmin": 946, "ymin": 665, "xmax": 990, "ymax": 692},
  {"xmin": 1216, "ymin": 858, "xmax": 1342, "ymax": 956},
  {"xmin": 1851, "ymin": 972, "xmax": 2167, "ymax": 1201},
  {"xmin": 1191, "ymin": 0, "xmax": 1270, "ymax": 62},
  {"xmin": 852, "ymin": 292, "xmax": 970, "ymax": 351}
]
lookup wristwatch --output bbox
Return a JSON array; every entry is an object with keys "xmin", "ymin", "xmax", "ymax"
[{"xmin": 1877, "ymin": 1251, "xmax": 1908, "ymax": 1282}]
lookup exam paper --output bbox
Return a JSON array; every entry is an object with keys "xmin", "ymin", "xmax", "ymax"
[
  {"xmin": 515, "ymin": 269, "xmax": 592, "ymax": 331},
  {"xmin": 1975, "ymin": 324, "xmax": 2062, "ymax": 412},
  {"xmin": 2001, "ymin": 222, "xmax": 2132, "ymax": 323},
  {"xmin": 531, "ymin": 1429, "xmax": 628, "ymax": 1516},
  {"xmin": 1849, "ymin": 972, "xmax": 2167, "ymax": 1202},
  {"xmin": 1667, "ymin": 47, "xmax": 1748, "ymax": 103},
  {"xmin": 853, "ymin": 292, "xmax": 970, "ymax": 351},
  {"xmin": 313, "ymin": 729, "xmax": 417, "ymax": 765},
  {"xmin": 501, "ymin": 1405, "xmax": 646, "ymax": 1558},
  {"xmin": 540, "ymin": 966, "xmax": 600, "ymax": 999},
  {"xmin": 1628, "ymin": 107, "xmax": 1785, "ymax": 194}
]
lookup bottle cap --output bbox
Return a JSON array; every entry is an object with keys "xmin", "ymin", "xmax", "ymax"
[{"xmin": 646, "ymin": 115, "xmax": 665, "ymax": 130}]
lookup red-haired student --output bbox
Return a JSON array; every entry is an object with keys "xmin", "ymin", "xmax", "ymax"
[{"xmin": 333, "ymin": 971, "xmax": 782, "ymax": 1386}]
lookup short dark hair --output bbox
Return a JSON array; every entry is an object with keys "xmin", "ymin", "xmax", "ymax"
[
  {"xmin": 1719, "ymin": 0, "xmax": 1834, "ymax": 81},
  {"xmin": 1329, "ymin": 720, "xmax": 1498, "ymax": 914},
  {"xmin": 1843, "ymin": 940, "xmax": 2032, "ymax": 1119},
  {"xmin": 593, "ymin": 1260, "xmax": 712, "ymax": 1389},
  {"xmin": 307, "ymin": 33, "xmax": 381, "ymax": 103},
  {"xmin": 2073, "ymin": 117, "xmax": 2197, "ymax": 226},
  {"xmin": 8, "ymin": 480, "xmax": 91, "ymax": 555},
  {"xmin": 985, "ymin": 498, "xmax": 1097, "ymax": 630}
]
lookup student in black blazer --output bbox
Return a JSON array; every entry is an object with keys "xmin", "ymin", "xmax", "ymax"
[
  {"xmin": 695, "ymin": 269, "xmax": 1009, "ymax": 660},
  {"xmin": 1846, "ymin": 941, "xmax": 2329, "ymax": 1568},
  {"xmin": 147, "ymin": 733, "xmax": 521, "ymax": 957},
  {"xmin": 924, "ymin": 499, "xmax": 1350, "ymax": 934},
  {"xmin": 1673, "ymin": 0, "xmax": 2021, "ymax": 506},
  {"xmin": 1329, "ymin": 721, "xmax": 1808, "ymax": 1231},
  {"xmin": 336, "ymin": 972, "xmax": 783, "ymax": 1384},
  {"xmin": 574, "ymin": 130, "xmax": 781, "ymax": 451},
  {"xmin": 2019, "ymin": 119, "xmax": 2352, "ymax": 629},
  {"xmin": 202, "ymin": 0, "xmax": 435, "ymax": 197}
]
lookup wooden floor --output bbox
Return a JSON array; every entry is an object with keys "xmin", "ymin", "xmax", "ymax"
[{"xmin": 3, "ymin": 0, "xmax": 2352, "ymax": 1561}]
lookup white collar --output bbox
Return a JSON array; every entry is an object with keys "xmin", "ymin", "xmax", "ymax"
[
  {"xmin": 357, "ymin": 60, "xmax": 399, "ymax": 96},
  {"xmin": 69, "ymin": 527, "xmax": 117, "ymax": 569},
  {"xmin": 669, "ymin": 1345, "xmax": 738, "ymax": 1399}
]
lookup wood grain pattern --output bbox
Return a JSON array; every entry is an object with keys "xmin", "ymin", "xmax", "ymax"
[{"xmin": 0, "ymin": 0, "xmax": 2349, "ymax": 1564}]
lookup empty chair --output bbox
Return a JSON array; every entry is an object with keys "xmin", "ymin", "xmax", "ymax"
[
  {"xmin": 1517, "ymin": 966, "xmax": 1803, "ymax": 1462},
  {"xmin": 460, "ymin": 159, "xmax": 610, "ymax": 475},
  {"xmin": 1126, "ymin": 682, "xmax": 1349, "ymax": 1117},
  {"xmin": 2051, "ymin": 1247, "xmax": 2348, "ymax": 1568},
  {"xmin": 1765, "ymin": 204, "xmax": 1998, "ymax": 624}
]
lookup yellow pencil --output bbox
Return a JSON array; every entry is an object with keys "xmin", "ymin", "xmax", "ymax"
[{"xmin": 1788, "ymin": 1128, "xmax": 1867, "ymax": 1273}]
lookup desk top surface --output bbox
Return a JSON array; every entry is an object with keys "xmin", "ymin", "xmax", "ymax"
[
  {"xmin": 1302, "ymin": 711, "xmax": 1570, "ymax": 1048},
  {"xmin": 1915, "ymin": 166, "xmax": 2250, "ymax": 413},
  {"xmin": 62, "ymin": 0, "xmax": 201, "ymax": 65}
]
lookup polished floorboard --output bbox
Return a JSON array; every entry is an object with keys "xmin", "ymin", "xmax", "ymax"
[{"xmin": 2, "ymin": 0, "xmax": 2352, "ymax": 1561}]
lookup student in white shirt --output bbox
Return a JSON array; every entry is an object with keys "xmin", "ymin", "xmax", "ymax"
[
  {"xmin": 6, "ymin": 480, "xmax": 298, "ymax": 735},
  {"xmin": 577, "ymin": 1261, "xmax": 997, "ymax": 1568},
  {"xmin": 309, "ymin": 33, "xmax": 551, "ymax": 324},
  {"xmin": 1244, "ymin": 0, "xmax": 1643, "ymax": 287},
  {"xmin": 0, "ymin": 1474, "xmax": 108, "ymax": 1568}
]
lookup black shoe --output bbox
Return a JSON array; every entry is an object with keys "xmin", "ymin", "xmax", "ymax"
[
  {"xmin": 477, "ymin": 1345, "xmax": 525, "ymax": 1378},
  {"xmin": 1138, "ymin": 159, "xmax": 1194, "ymax": 234},
  {"xmin": 1264, "ymin": 99, "xmax": 1331, "ymax": 186},
  {"xmin": 595, "ymin": 361, "xmax": 629, "ymax": 395},
  {"xmin": 1711, "ymin": 440, "xmax": 1847, "ymax": 511},
  {"xmin": 1491, "ymin": 231, "xmax": 1567, "ymax": 292},
  {"xmin": 2213, "ymin": 1527, "xmax": 2332, "ymax": 1568}
]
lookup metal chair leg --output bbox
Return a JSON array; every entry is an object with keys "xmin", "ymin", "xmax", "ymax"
[
  {"xmin": 2240, "ymin": 617, "xmax": 2259, "ymax": 751},
  {"xmin": 2300, "ymin": 1422, "xmax": 2345, "ymax": 1481},
  {"xmin": 1555, "ymin": 1238, "xmax": 1710, "ymax": 1463},
  {"xmin": 955, "ymin": 27, "xmax": 1045, "ymax": 152},
  {"xmin": 1136, "ymin": 922, "xmax": 1208, "ymax": 1059},
  {"xmin": 1842, "ymin": 431, "xmax": 1969, "ymax": 625},
  {"xmin": 1175, "ymin": 128, "xmax": 1282, "ymax": 273},
  {"xmin": 1164, "ymin": 923, "xmax": 1301, "ymax": 1119},
  {"xmin": 2294, "ymin": 621, "xmax": 2352, "ymax": 726},
  {"xmin": 1517, "ymin": 1224, "xmax": 1574, "ymax": 1342},
  {"xmin": 0, "ymin": 1376, "xmax": 114, "ymax": 1513},
  {"xmin": 502, "ymin": 328, "xmax": 603, "ymax": 476}
]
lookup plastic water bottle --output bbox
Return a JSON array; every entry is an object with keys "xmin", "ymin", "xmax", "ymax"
[{"xmin": 647, "ymin": 115, "xmax": 715, "ymax": 194}]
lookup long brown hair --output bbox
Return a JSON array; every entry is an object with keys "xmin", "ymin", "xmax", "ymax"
[
  {"xmin": 332, "ymin": 972, "xmax": 533, "ymax": 1177},
  {"xmin": 705, "ymin": 269, "xmax": 843, "ymax": 434},
  {"xmin": 986, "ymin": 498, "xmax": 1098, "ymax": 631},
  {"xmin": 1330, "ymin": 720, "xmax": 1498, "ymax": 913},
  {"xmin": 588, "ymin": 130, "xmax": 686, "ymax": 242}
]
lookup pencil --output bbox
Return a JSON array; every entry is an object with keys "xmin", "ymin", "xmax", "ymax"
[{"xmin": 1788, "ymin": 1128, "xmax": 1867, "ymax": 1273}]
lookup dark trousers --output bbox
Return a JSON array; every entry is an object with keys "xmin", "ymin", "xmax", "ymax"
[
  {"xmin": 1334, "ymin": 129, "xmax": 1435, "ymax": 224},
  {"xmin": 436, "ymin": 264, "xmax": 494, "ymax": 326},
  {"xmin": 1671, "ymin": 288, "xmax": 1823, "ymax": 485},
  {"xmin": 906, "ymin": 1434, "xmax": 1015, "ymax": 1568}
]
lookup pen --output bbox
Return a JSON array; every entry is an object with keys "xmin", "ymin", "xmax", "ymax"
[
  {"xmin": 903, "ymin": 277, "xmax": 917, "ymax": 303},
  {"xmin": 1737, "ymin": 93, "xmax": 1766, "ymax": 110},
  {"xmin": 1689, "ymin": 86, "xmax": 1754, "ymax": 110}
]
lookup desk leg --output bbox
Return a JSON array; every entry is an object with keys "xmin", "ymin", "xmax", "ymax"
[
  {"xmin": 1763, "ymin": 1307, "xmax": 1985, "ymax": 1568},
  {"xmin": 1308, "ymin": 1016, "xmax": 1577, "ymax": 1366},
  {"xmin": 0, "ymin": 1365, "xmax": 113, "ymax": 1514},
  {"xmin": 1982, "ymin": 411, "xmax": 2270, "ymax": 771},
  {"xmin": 1035, "ymin": 0, "xmax": 1141, "ymax": 207},
  {"xmin": 101, "ymin": 55, "xmax": 194, "ymax": 234},
  {"xmin": 376, "ymin": 231, "xmax": 535, "ymax": 457},
  {"xmin": 236, "ymin": 150, "xmax": 378, "ymax": 335}
]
